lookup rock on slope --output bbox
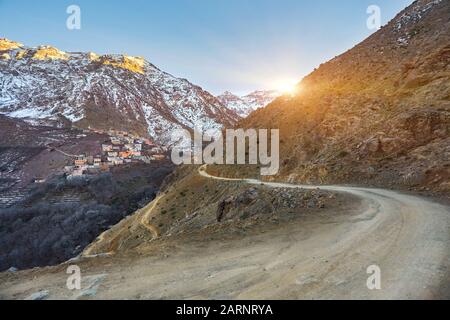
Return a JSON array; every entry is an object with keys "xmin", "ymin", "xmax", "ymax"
[
  {"xmin": 240, "ymin": 0, "xmax": 449, "ymax": 194},
  {"xmin": 217, "ymin": 90, "xmax": 280, "ymax": 117},
  {"xmin": 0, "ymin": 40, "xmax": 240, "ymax": 145}
]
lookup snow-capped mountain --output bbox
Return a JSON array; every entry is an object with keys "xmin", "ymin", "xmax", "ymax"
[
  {"xmin": 0, "ymin": 39, "xmax": 240, "ymax": 145},
  {"xmin": 217, "ymin": 90, "xmax": 280, "ymax": 117}
]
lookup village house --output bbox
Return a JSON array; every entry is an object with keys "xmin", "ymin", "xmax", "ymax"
[
  {"xmin": 74, "ymin": 158, "xmax": 87, "ymax": 166},
  {"xmin": 142, "ymin": 138, "xmax": 154, "ymax": 145},
  {"xmin": 150, "ymin": 147, "xmax": 164, "ymax": 154},
  {"xmin": 111, "ymin": 138, "xmax": 121, "ymax": 145},
  {"xmin": 152, "ymin": 154, "xmax": 166, "ymax": 161},
  {"xmin": 86, "ymin": 156, "xmax": 94, "ymax": 165},
  {"xmin": 124, "ymin": 137, "xmax": 134, "ymax": 144},
  {"xmin": 68, "ymin": 167, "xmax": 85, "ymax": 179},
  {"xmin": 119, "ymin": 151, "xmax": 132, "ymax": 158},
  {"xmin": 112, "ymin": 158, "xmax": 124, "ymax": 165},
  {"xmin": 134, "ymin": 155, "xmax": 151, "ymax": 164},
  {"xmin": 102, "ymin": 144, "xmax": 113, "ymax": 152},
  {"xmin": 93, "ymin": 156, "xmax": 102, "ymax": 167},
  {"xmin": 107, "ymin": 156, "xmax": 117, "ymax": 163}
]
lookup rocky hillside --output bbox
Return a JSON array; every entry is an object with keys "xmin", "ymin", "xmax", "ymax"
[
  {"xmin": 240, "ymin": 0, "xmax": 449, "ymax": 195},
  {"xmin": 217, "ymin": 90, "xmax": 280, "ymax": 117},
  {"xmin": 0, "ymin": 115, "xmax": 109, "ymax": 207},
  {"xmin": 0, "ymin": 39, "xmax": 239, "ymax": 145}
]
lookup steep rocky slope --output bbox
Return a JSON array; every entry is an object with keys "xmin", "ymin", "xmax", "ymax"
[
  {"xmin": 240, "ymin": 0, "xmax": 449, "ymax": 195},
  {"xmin": 217, "ymin": 90, "xmax": 280, "ymax": 117},
  {"xmin": 0, "ymin": 40, "xmax": 239, "ymax": 145}
]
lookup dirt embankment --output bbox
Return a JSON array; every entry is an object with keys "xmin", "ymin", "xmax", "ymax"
[{"xmin": 81, "ymin": 164, "xmax": 349, "ymax": 258}]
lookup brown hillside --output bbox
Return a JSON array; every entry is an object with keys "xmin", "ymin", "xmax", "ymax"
[{"xmin": 241, "ymin": 0, "xmax": 450, "ymax": 195}]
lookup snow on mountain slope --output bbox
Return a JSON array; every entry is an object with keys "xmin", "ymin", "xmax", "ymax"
[
  {"xmin": 0, "ymin": 39, "xmax": 240, "ymax": 145},
  {"xmin": 217, "ymin": 90, "xmax": 280, "ymax": 117}
]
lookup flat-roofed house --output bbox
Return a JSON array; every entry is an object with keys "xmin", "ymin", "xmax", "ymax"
[
  {"xmin": 111, "ymin": 138, "xmax": 121, "ymax": 145},
  {"xmin": 151, "ymin": 147, "xmax": 163, "ymax": 154},
  {"xmin": 102, "ymin": 144, "xmax": 113, "ymax": 152},
  {"xmin": 152, "ymin": 154, "xmax": 166, "ymax": 161},
  {"xmin": 93, "ymin": 157, "xmax": 102, "ymax": 167},
  {"xmin": 113, "ymin": 158, "xmax": 124, "ymax": 165},
  {"xmin": 69, "ymin": 169, "xmax": 84, "ymax": 179},
  {"xmin": 143, "ymin": 138, "xmax": 153, "ymax": 145},
  {"xmin": 75, "ymin": 159, "xmax": 87, "ymax": 166},
  {"xmin": 87, "ymin": 156, "xmax": 94, "ymax": 165},
  {"xmin": 119, "ymin": 151, "xmax": 132, "ymax": 158}
]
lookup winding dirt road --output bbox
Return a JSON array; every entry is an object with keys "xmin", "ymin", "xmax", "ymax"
[
  {"xmin": 198, "ymin": 165, "xmax": 450, "ymax": 299},
  {"xmin": 1, "ymin": 166, "xmax": 449, "ymax": 299}
]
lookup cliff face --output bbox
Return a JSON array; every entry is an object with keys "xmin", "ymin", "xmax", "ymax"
[
  {"xmin": 241, "ymin": 0, "xmax": 449, "ymax": 194},
  {"xmin": 0, "ymin": 40, "xmax": 240, "ymax": 145}
]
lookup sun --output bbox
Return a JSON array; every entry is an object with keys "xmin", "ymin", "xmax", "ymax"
[{"xmin": 275, "ymin": 79, "xmax": 299, "ymax": 95}]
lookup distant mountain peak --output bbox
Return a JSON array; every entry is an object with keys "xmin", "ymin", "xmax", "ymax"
[
  {"xmin": 221, "ymin": 91, "xmax": 236, "ymax": 97},
  {"xmin": 217, "ymin": 90, "xmax": 281, "ymax": 117},
  {"xmin": 100, "ymin": 55, "xmax": 146, "ymax": 74},
  {"xmin": 0, "ymin": 38, "xmax": 23, "ymax": 51},
  {"xmin": 33, "ymin": 46, "xmax": 69, "ymax": 60}
]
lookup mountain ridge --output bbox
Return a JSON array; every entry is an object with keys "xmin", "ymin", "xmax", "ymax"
[
  {"xmin": 0, "ymin": 39, "xmax": 240, "ymax": 145},
  {"xmin": 217, "ymin": 90, "xmax": 280, "ymax": 117}
]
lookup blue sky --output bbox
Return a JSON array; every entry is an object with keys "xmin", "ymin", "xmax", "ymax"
[{"xmin": 0, "ymin": 0, "xmax": 414, "ymax": 95}]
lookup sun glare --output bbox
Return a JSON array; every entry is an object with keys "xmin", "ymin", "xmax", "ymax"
[{"xmin": 275, "ymin": 79, "xmax": 299, "ymax": 95}]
